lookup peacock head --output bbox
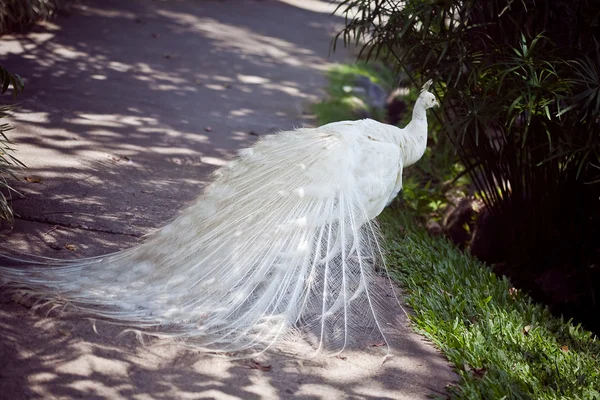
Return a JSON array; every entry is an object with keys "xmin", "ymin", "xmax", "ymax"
[{"xmin": 419, "ymin": 79, "xmax": 440, "ymax": 109}]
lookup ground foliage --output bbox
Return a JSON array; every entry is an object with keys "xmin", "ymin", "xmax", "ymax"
[{"xmin": 381, "ymin": 208, "xmax": 600, "ymax": 400}]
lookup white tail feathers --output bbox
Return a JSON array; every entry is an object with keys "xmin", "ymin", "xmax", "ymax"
[{"xmin": 0, "ymin": 123, "xmax": 406, "ymax": 357}]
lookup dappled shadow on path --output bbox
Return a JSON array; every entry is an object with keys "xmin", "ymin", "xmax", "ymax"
[
  {"xmin": 0, "ymin": 293, "xmax": 453, "ymax": 400},
  {"xmin": 0, "ymin": 0, "xmax": 346, "ymax": 253},
  {"xmin": 0, "ymin": 1, "xmax": 455, "ymax": 398}
]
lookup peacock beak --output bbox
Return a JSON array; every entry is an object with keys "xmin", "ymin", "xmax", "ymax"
[{"xmin": 434, "ymin": 100, "xmax": 440, "ymax": 107}]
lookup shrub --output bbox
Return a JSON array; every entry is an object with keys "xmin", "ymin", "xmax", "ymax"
[
  {"xmin": 0, "ymin": 0, "xmax": 74, "ymax": 34},
  {"xmin": 0, "ymin": 65, "xmax": 24, "ymax": 226},
  {"xmin": 334, "ymin": 0, "xmax": 600, "ymax": 331}
]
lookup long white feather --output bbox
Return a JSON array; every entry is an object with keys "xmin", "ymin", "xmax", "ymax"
[{"xmin": 0, "ymin": 85, "xmax": 439, "ymax": 356}]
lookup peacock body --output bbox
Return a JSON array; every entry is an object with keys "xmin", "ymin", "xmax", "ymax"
[{"xmin": 0, "ymin": 81, "xmax": 439, "ymax": 356}]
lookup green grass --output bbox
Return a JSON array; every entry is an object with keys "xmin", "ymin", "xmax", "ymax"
[
  {"xmin": 322, "ymin": 62, "xmax": 396, "ymax": 95},
  {"xmin": 312, "ymin": 97, "xmax": 364, "ymax": 125},
  {"xmin": 380, "ymin": 209, "xmax": 600, "ymax": 399},
  {"xmin": 312, "ymin": 62, "xmax": 394, "ymax": 125}
]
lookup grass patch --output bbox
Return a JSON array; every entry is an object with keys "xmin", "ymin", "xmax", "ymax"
[
  {"xmin": 312, "ymin": 62, "xmax": 394, "ymax": 125},
  {"xmin": 312, "ymin": 97, "xmax": 362, "ymax": 126},
  {"xmin": 380, "ymin": 209, "xmax": 600, "ymax": 399}
]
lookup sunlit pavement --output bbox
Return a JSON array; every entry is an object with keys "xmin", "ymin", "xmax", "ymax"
[{"xmin": 0, "ymin": 1, "xmax": 456, "ymax": 398}]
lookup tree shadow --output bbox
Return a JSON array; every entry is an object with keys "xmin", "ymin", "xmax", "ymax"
[
  {"xmin": 0, "ymin": 0, "xmax": 348, "ymax": 252},
  {"xmin": 0, "ymin": 0, "xmax": 456, "ymax": 398},
  {"xmin": 0, "ymin": 291, "xmax": 455, "ymax": 400}
]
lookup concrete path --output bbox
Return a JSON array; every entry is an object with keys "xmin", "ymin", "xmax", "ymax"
[{"xmin": 0, "ymin": 1, "xmax": 456, "ymax": 398}]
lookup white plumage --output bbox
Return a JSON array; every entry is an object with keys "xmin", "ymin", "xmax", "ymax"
[{"xmin": 0, "ymin": 80, "xmax": 439, "ymax": 356}]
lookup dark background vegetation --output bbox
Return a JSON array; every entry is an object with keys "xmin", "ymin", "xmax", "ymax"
[
  {"xmin": 0, "ymin": 0, "xmax": 73, "ymax": 227},
  {"xmin": 334, "ymin": 0, "xmax": 600, "ymax": 335},
  {"xmin": 0, "ymin": 0, "xmax": 73, "ymax": 34}
]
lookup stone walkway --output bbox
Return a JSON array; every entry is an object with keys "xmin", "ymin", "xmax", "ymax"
[{"xmin": 0, "ymin": 1, "xmax": 456, "ymax": 398}]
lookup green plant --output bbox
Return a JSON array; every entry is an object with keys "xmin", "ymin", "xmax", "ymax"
[
  {"xmin": 400, "ymin": 156, "xmax": 467, "ymax": 222},
  {"xmin": 0, "ymin": 65, "xmax": 25, "ymax": 225},
  {"xmin": 312, "ymin": 62, "xmax": 394, "ymax": 125},
  {"xmin": 0, "ymin": 0, "xmax": 74, "ymax": 34},
  {"xmin": 334, "ymin": 0, "xmax": 600, "ymax": 331}
]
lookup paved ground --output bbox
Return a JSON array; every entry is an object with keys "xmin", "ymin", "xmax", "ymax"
[{"xmin": 0, "ymin": 1, "xmax": 457, "ymax": 398}]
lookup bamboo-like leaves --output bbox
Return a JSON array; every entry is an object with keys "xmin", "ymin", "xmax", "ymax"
[
  {"xmin": 0, "ymin": 65, "xmax": 25, "ymax": 226},
  {"xmin": 334, "ymin": 0, "xmax": 600, "ymax": 271},
  {"xmin": 0, "ymin": 0, "xmax": 68, "ymax": 34},
  {"xmin": 0, "ymin": 65, "xmax": 24, "ymax": 97}
]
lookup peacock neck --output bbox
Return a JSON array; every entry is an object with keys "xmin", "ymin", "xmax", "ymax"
[
  {"xmin": 411, "ymin": 102, "xmax": 428, "ymax": 122},
  {"xmin": 399, "ymin": 102, "xmax": 429, "ymax": 167}
]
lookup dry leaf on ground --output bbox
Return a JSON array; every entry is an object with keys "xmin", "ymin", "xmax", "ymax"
[{"xmin": 248, "ymin": 360, "xmax": 271, "ymax": 372}]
